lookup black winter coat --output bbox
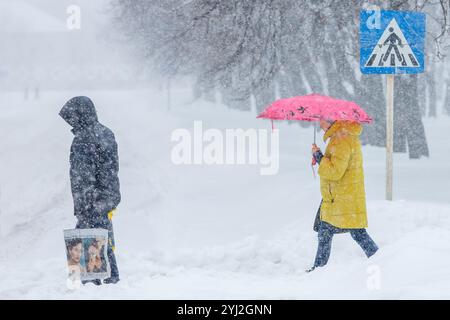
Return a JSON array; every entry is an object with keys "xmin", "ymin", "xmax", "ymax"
[{"xmin": 60, "ymin": 96, "xmax": 121, "ymax": 221}]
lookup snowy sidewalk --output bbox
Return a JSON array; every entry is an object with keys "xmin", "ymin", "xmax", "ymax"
[{"xmin": 1, "ymin": 90, "xmax": 450, "ymax": 299}]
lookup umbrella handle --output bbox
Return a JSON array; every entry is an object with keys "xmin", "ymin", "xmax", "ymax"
[
  {"xmin": 311, "ymin": 156, "xmax": 317, "ymax": 178},
  {"xmin": 313, "ymin": 121, "xmax": 317, "ymax": 144}
]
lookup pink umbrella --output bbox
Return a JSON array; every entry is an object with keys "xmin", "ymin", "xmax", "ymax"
[
  {"xmin": 257, "ymin": 94, "xmax": 373, "ymax": 177},
  {"xmin": 257, "ymin": 94, "xmax": 373, "ymax": 128}
]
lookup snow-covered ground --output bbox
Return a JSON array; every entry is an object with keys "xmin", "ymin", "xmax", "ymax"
[{"xmin": 1, "ymin": 88, "xmax": 450, "ymax": 299}]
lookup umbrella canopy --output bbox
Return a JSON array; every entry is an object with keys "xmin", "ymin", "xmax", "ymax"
[{"xmin": 257, "ymin": 94, "xmax": 373, "ymax": 123}]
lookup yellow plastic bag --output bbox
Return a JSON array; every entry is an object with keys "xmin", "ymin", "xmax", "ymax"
[{"xmin": 107, "ymin": 209, "xmax": 116, "ymax": 221}]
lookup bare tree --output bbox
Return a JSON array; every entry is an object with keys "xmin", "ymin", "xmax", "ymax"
[{"xmin": 111, "ymin": 0, "xmax": 449, "ymax": 158}]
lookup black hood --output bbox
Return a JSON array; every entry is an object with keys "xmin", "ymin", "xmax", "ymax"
[{"xmin": 59, "ymin": 96, "xmax": 98, "ymax": 130}]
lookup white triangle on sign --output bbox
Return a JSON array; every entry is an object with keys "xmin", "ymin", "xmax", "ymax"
[{"xmin": 365, "ymin": 18, "xmax": 420, "ymax": 68}]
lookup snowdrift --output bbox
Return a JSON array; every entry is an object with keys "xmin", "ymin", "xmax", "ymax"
[{"xmin": 0, "ymin": 89, "xmax": 449, "ymax": 299}]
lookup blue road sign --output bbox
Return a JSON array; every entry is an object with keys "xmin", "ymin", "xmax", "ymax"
[{"xmin": 360, "ymin": 10, "xmax": 426, "ymax": 74}]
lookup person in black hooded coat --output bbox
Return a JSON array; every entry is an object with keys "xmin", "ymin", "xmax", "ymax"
[{"xmin": 60, "ymin": 96, "xmax": 120, "ymax": 285}]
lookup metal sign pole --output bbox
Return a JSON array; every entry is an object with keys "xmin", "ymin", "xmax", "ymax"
[{"xmin": 386, "ymin": 74, "xmax": 394, "ymax": 201}]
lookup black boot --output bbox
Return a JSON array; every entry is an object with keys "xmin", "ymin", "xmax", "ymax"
[
  {"xmin": 82, "ymin": 279, "xmax": 102, "ymax": 286},
  {"xmin": 306, "ymin": 266, "xmax": 316, "ymax": 273},
  {"xmin": 103, "ymin": 277, "xmax": 120, "ymax": 284}
]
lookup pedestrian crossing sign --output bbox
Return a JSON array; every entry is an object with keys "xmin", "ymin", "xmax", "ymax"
[{"xmin": 360, "ymin": 10, "xmax": 425, "ymax": 74}]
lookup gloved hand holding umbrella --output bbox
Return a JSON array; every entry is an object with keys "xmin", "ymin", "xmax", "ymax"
[{"xmin": 257, "ymin": 94, "xmax": 372, "ymax": 177}]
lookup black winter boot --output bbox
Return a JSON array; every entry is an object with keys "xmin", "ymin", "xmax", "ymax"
[{"xmin": 82, "ymin": 279, "xmax": 102, "ymax": 286}]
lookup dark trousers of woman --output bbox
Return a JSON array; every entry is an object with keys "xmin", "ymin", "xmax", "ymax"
[
  {"xmin": 314, "ymin": 221, "xmax": 379, "ymax": 267},
  {"xmin": 76, "ymin": 215, "xmax": 120, "ymax": 280},
  {"xmin": 313, "ymin": 201, "xmax": 378, "ymax": 268}
]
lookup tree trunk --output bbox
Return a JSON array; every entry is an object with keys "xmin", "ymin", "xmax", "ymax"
[
  {"xmin": 427, "ymin": 72, "xmax": 437, "ymax": 118},
  {"xmin": 253, "ymin": 80, "xmax": 276, "ymax": 114},
  {"xmin": 395, "ymin": 74, "xmax": 429, "ymax": 158},
  {"xmin": 355, "ymin": 75, "xmax": 385, "ymax": 147},
  {"xmin": 445, "ymin": 79, "xmax": 450, "ymax": 115}
]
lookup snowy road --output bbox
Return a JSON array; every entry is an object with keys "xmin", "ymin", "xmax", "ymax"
[{"xmin": 1, "ymin": 89, "xmax": 450, "ymax": 299}]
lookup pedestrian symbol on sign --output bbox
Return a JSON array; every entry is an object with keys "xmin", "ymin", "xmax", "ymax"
[{"xmin": 365, "ymin": 18, "xmax": 419, "ymax": 68}]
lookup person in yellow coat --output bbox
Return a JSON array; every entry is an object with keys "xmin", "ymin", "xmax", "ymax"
[{"xmin": 307, "ymin": 119, "xmax": 378, "ymax": 272}]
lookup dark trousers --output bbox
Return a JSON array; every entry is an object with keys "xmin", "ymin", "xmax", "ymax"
[
  {"xmin": 314, "ymin": 221, "xmax": 378, "ymax": 268},
  {"xmin": 76, "ymin": 216, "xmax": 120, "ymax": 280}
]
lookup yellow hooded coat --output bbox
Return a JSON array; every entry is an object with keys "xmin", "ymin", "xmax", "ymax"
[{"xmin": 318, "ymin": 121, "xmax": 368, "ymax": 229}]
